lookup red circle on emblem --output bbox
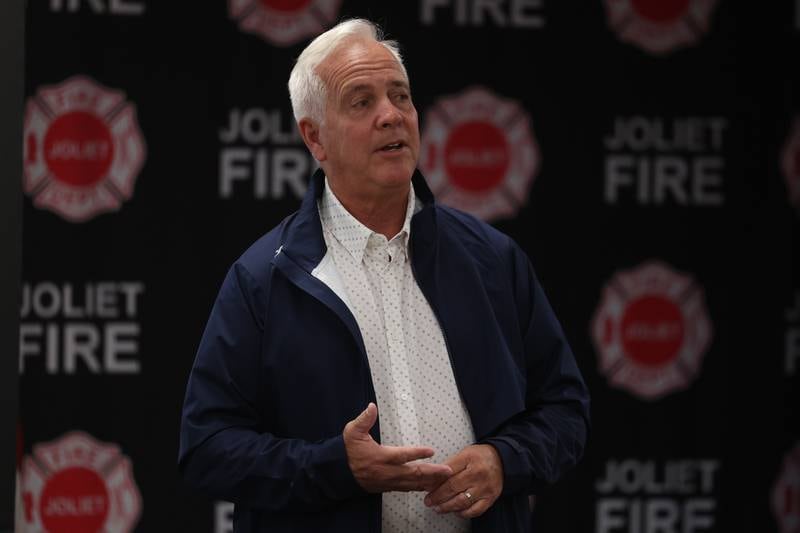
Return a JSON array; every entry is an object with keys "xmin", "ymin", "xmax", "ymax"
[
  {"xmin": 630, "ymin": 0, "xmax": 690, "ymax": 22},
  {"xmin": 444, "ymin": 121, "xmax": 509, "ymax": 192},
  {"xmin": 260, "ymin": 0, "xmax": 312, "ymax": 11},
  {"xmin": 621, "ymin": 295, "xmax": 684, "ymax": 366},
  {"xmin": 39, "ymin": 466, "xmax": 109, "ymax": 533},
  {"xmin": 44, "ymin": 111, "xmax": 114, "ymax": 187}
]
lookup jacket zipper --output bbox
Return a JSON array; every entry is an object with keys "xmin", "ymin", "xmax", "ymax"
[{"xmin": 276, "ymin": 248, "xmax": 379, "ymax": 418}]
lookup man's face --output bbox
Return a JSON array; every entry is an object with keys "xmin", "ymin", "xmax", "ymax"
[{"xmin": 308, "ymin": 39, "xmax": 420, "ymax": 201}]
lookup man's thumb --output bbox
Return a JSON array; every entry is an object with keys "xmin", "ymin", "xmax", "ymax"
[{"xmin": 351, "ymin": 402, "xmax": 377, "ymax": 434}]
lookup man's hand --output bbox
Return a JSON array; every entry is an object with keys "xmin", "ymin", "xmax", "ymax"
[
  {"xmin": 423, "ymin": 444, "xmax": 504, "ymax": 518},
  {"xmin": 344, "ymin": 403, "xmax": 453, "ymax": 493}
]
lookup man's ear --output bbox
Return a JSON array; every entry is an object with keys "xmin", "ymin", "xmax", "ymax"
[{"xmin": 298, "ymin": 118, "xmax": 326, "ymax": 162}]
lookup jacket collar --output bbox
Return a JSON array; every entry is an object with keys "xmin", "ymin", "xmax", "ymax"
[{"xmin": 281, "ymin": 168, "xmax": 436, "ymax": 273}]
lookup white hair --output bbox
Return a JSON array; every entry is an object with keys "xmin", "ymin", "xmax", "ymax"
[{"xmin": 288, "ymin": 19, "xmax": 408, "ymax": 125}]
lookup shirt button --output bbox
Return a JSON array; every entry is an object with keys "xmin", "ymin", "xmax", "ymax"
[{"xmin": 400, "ymin": 393, "xmax": 409, "ymax": 401}]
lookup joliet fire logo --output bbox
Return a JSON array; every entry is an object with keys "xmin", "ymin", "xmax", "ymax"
[
  {"xmin": 604, "ymin": 0, "xmax": 719, "ymax": 55},
  {"xmin": 228, "ymin": 0, "xmax": 342, "ymax": 46},
  {"xmin": 420, "ymin": 86, "xmax": 539, "ymax": 222},
  {"xmin": 773, "ymin": 442, "xmax": 800, "ymax": 533},
  {"xmin": 19, "ymin": 431, "xmax": 141, "ymax": 533},
  {"xmin": 782, "ymin": 117, "xmax": 800, "ymax": 210},
  {"xmin": 591, "ymin": 261, "xmax": 713, "ymax": 400},
  {"xmin": 23, "ymin": 76, "xmax": 146, "ymax": 222}
]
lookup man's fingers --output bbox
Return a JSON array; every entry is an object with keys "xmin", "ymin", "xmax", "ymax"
[
  {"xmin": 388, "ymin": 462, "xmax": 454, "ymax": 492},
  {"xmin": 433, "ymin": 489, "xmax": 476, "ymax": 514},
  {"xmin": 459, "ymin": 498, "xmax": 491, "ymax": 519},
  {"xmin": 420, "ymin": 463, "xmax": 455, "ymax": 490},
  {"xmin": 424, "ymin": 469, "xmax": 469, "ymax": 507},
  {"xmin": 348, "ymin": 403, "xmax": 378, "ymax": 436},
  {"xmin": 383, "ymin": 444, "xmax": 437, "ymax": 465}
]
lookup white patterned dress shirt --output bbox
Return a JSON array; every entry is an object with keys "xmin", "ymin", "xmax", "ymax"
[{"xmin": 314, "ymin": 178, "xmax": 475, "ymax": 533}]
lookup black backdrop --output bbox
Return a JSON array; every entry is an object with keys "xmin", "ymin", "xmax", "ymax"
[
  {"xmin": 1, "ymin": 0, "xmax": 24, "ymax": 530},
  {"xmin": 18, "ymin": 1, "xmax": 799, "ymax": 532}
]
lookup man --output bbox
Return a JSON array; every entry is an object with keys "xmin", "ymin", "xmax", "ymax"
[{"xmin": 179, "ymin": 18, "xmax": 589, "ymax": 533}]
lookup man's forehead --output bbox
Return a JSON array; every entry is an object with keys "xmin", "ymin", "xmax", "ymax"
[
  {"xmin": 318, "ymin": 39, "xmax": 408, "ymax": 90},
  {"xmin": 343, "ymin": 79, "xmax": 409, "ymax": 95}
]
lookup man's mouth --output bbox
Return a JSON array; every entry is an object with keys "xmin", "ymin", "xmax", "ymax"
[{"xmin": 379, "ymin": 141, "xmax": 405, "ymax": 152}]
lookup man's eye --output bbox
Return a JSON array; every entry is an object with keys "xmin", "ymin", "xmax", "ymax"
[{"xmin": 353, "ymin": 99, "xmax": 369, "ymax": 108}]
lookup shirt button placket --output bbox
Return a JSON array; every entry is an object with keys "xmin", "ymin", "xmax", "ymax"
[{"xmin": 386, "ymin": 250, "xmax": 420, "ymax": 450}]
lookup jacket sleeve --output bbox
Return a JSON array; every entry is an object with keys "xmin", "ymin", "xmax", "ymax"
[
  {"xmin": 178, "ymin": 263, "xmax": 365, "ymax": 511},
  {"xmin": 480, "ymin": 242, "xmax": 591, "ymax": 496}
]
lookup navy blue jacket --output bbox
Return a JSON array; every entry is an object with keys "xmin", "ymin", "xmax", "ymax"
[{"xmin": 179, "ymin": 169, "xmax": 590, "ymax": 532}]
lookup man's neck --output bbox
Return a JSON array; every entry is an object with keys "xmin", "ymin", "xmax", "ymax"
[{"xmin": 326, "ymin": 180, "xmax": 410, "ymax": 239}]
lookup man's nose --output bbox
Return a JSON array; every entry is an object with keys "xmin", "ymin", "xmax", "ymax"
[{"xmin": 378, "ymin": 101, "xmax": 403, "ymax": 129}]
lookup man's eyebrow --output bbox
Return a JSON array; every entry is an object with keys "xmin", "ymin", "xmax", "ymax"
[
  {"xmin": 344, "ymin": 84, "xmax": 373, "ymax": 95},
  {"xmin": 341, "ymin": 79, "xmax": 410, "ymax": 100}
]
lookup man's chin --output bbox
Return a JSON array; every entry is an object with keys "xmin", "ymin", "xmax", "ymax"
[
  {"xmin": 374, "ymin": 162, "xmax": 416, "ymax": 185},
  {"xmin": 374, "ymin": 173, "xmax": 414, "ymax": 192}
]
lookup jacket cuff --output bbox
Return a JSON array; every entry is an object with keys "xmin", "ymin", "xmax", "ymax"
[
  {"xmin": 480, "ymin": 436, "xmax": 529, "ymax": 496},
  {"xmin": 313, "ymin": 434, "xmax": 366, "ymax": 501}
]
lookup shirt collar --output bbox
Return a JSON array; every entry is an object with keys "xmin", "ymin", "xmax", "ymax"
[{"xmin": 318, "ymin": 176, "xmax": 417, "ymax": 264}]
